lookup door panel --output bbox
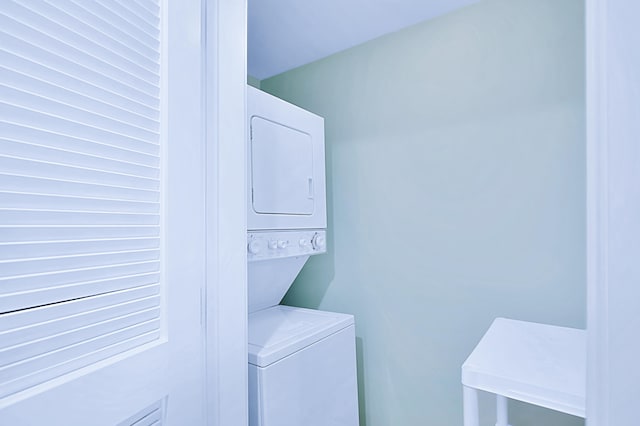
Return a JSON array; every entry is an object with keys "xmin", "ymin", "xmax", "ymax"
[{"xmin": 0, "ymin": 0, "xmax": 206, "ymax": 424}]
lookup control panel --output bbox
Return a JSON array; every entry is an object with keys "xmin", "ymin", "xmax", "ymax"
[{"xmin": 247, "ymin": 230, "xmax": 326, "ymax": 261}]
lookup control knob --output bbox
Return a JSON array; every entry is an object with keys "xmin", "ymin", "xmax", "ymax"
[
  {"xmin": 311, "ymin": 233, "xmax": 326, "ymax": 250},
  {"xmin": 299, "ymin": 239, "xmax": 310, "ymax": 248},
  {"xmin": 248, "ymin": 238, "xmax": 266, "ymax": 255}
]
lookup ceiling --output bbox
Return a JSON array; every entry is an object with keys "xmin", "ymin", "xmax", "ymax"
[{"xmin": 248, "ymin": 0, "xmax": 479, "ymax": 80}]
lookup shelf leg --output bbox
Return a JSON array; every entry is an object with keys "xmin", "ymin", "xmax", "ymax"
[
  {"xmin": 463, "ymin": 385, "xmax": 479, "ymax": 426},
  {"xmin": 496, "ymin": 394, "xmax": 510, "ymax": 426}
]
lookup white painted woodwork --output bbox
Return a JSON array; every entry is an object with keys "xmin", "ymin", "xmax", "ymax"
[{"xmin": 586, "ymin": 0, "xmax": 640, "ymax": 425}]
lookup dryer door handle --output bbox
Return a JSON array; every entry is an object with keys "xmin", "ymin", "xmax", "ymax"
[{"xmin": 308, "ymin": 177, "xmax": 314, "ymax": 199}]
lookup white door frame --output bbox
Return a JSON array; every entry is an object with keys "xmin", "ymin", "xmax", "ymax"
[
  {"xmin": 203, "ymin": 0, "xmax": 248, "ymax": 425},
  {"xmin": 586, "ymin": 0, "xmax": 640, "ymax": 424},
  {"xmin": 201, "ymin": 1, "xmax": 640, "ymax": 425},
  {"xmin": 586, "ymin": 1, "xmax": 607, "ymax": 423}
]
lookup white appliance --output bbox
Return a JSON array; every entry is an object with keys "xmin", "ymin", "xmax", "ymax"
[
  {"xmin": 246, "ymin": 87, "xmax": 359, "ymax": 426},
  {"xmin": 248, "ymin": 306, "xmax": 359, "ymax": 426},
  {"xmin": 247, "ymin": 86, "xmax": 326, "ymax": 232},
  {"xmin": 247, "ymin": 85, "xmax": 327, "ymax": 313}
]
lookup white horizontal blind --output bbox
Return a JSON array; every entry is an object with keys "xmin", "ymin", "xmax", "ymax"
[{"xmin": 0, "ymin": 0, "xmax": 163, "ymax": 398}]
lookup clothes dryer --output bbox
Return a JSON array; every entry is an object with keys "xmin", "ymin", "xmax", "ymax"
[
  {"xmin": 246, "ymin": 86, "xmax": 327, "ymax": 313},
  {"xmin": 247, "ymin": 85, "xmax": 326, "ymax": 232}
]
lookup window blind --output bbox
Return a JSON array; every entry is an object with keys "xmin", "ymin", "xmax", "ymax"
[{"xmin": 0, "ymin": 0, "xmax": 163, "ymax": 398}]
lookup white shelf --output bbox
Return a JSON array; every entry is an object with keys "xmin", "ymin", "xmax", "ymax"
[{"xmin": 462, "ymin": 318, "xmax": 586, "ymax": 419}]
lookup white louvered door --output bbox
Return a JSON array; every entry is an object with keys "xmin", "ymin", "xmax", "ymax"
[{"xmin": 0, "ymin": 1, "xmax": 207, "ymax": 424}]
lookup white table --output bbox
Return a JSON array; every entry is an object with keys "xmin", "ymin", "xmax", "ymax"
[{"xmin": 461, "ymin": 318, "xmax": 586, "ymax": 426}]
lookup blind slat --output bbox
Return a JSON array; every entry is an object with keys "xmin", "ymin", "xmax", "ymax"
[
  {"xmin": 1, "ymin": 295, "xmax": 160, "ymax": 348},
  {"xmin": 1, "ymin": 67, "xmax": 159, "ymax": 131},
  {"xmin": 1, "ymin": 103, "xmax": 159, "ymax": 155},
  {"xmin": 1, "ymin": 330, "xmax": 160, "ymax": 398},
  {"xmin": 19, "ymin": 0, "xmax": 159, "ymax": 71},
  {"xmin": 1, "ymin": 263, "xmax": 159, "ymax": 295},
  {"xmin": 1, "ymin": 127, "xmax": 160, "ymax": 168},
  {"xmin": 0, "ymin": 16, "xmax": 159, "ymax": 98},
  {"xmin": 0, "ymin": 210, "xmax": 159, "ymax": 226},
  {"xmin": 0, "ymin": 238, "xmax": 160, "ymax": 261},
  {"xmin": 0, "ymin": 171, "xmax": 158, "ymax": 196},
  {"xmin": 1, "ymin": 193, "xmax": 159, "ymax": 214},
  {"xmin": 0, "ymin": 249, "xmax": 160, "ymax": 279},
  {"xmin": 0, "ymin": 50, "xmax": 159, "ymax": 120},
  {"xmin": 1, "ymin": 309, "xmax": 160, "ymax": 367},
  {"xmin": 95, "ymin": 0, "xmax": 159, "ymax": 39},
  {"xmin": 0, "ymin": 320, "xmax": 161, "ymax": 381},
  {"xmin": 43, "ymin": 0, "xmax": 159, "ymax": 62},
  {"xmin": 114, "ymin": 0, "xmax": 160, "ymax": 27},
  {"xmin": 1, "ymin": 274, "xmax": 160, "ymax": 314},
  {"xmin": 0, "ymin": 226, "xmax": 159, "ymax": 242},
  {"xmin": 0, "ymin": 86, "xmax": 159, "ymax": 143},
  {"xmin": 0, "ymin": 285, "xmax": 160, "ymax": 332},
  {"xmin": 0, "ymin": 140, "xmax": 159, "ymax": 178},
  {"xmin": 69, "ymin": 1, "xmax": 160, "ymax": 46},
  {"xmin": 132, "ymin": 0, "xmax": 161, "ymax": 16},
  {"xmin": 3, "ymin": 1, "xmax": 159, "ymax": 81},
  {"xmin": 0, "ymin": 158, "xmax": 159, "ymax": 192},
  {"xmin": 2, "ymin": 34, "xmax": 159, "ymax": 107}
]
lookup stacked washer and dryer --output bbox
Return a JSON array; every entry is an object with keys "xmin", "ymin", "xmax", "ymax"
[{"xmin": 246, "ymin": 86, "xmax": 359, "ymax": 426}]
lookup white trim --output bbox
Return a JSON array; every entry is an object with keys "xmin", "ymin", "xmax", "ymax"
[
  {"xmin": 204, "ymin": 0, "xmax": 248, "ymax": 425},
  {"xmin": 586, "ymin": 0, "xmax": 608, "ymax": 425},
  {"xmin": 159, "ymin": 0, "xmax": 169, "ymax": 341}
]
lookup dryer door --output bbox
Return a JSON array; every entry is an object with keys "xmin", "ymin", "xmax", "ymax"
[
  {"xmin": 247, "ymin": 86, "xmax": 326, "ymax": 231},
  {"xmin": 251, "ymin": 117, "xmax": 314, "ymax": 215}
]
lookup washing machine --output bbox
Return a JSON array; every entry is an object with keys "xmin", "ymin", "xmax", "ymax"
[
  {"xmin": 246, "ymin": 86, "xmax": 359, "ymax": 426},
  {"xmin": 248, "ymin": 306, "xmax": 359, "ymax": 426}
]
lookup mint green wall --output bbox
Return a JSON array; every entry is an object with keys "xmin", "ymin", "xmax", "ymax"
[
  {"xmin": 261, "ymin": 0, "xmax": 585, "ymax": 424},
  {"xmin": 247, "ymin": 75, "xmax": 261, "ymax": 89}
]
